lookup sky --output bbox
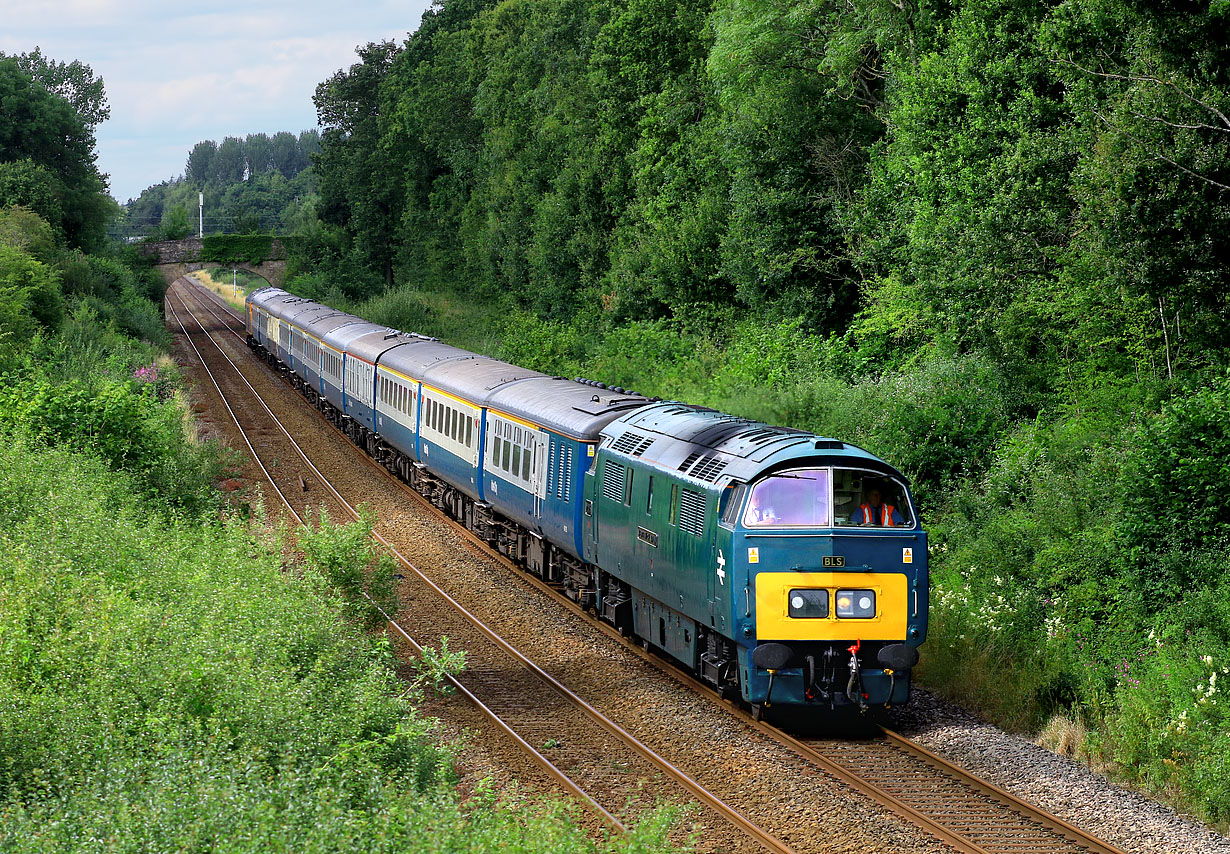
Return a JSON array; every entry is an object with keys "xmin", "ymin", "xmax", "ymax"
[{"xmin": 3, "ymin": 0, "xmax": 434, "ymax": 203}]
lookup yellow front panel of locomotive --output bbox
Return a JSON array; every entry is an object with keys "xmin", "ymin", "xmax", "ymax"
[{"xmin": 754, "ymin": 572, "xmax": 908, "ymax": 641}]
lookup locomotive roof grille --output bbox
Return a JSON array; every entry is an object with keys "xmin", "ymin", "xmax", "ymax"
[
  {"xmin": 690, "ymin": 455, "xmax": 728, "ymax": 482},
  {"xmin": 611, "ymin": 433, "xmax": 655, "ymax": 457},
  {"xmin": 678, "ymin": 451, "xmax": 702, "ymax": 472}
]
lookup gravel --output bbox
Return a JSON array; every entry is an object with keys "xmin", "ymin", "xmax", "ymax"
[{"xmin": 894, "ymin": 689, "xmax": 1230, "ymax": 854}]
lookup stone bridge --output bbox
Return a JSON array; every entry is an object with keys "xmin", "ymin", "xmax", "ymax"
[{"xmin": 138, "ymin": 237, "xmax": 288, "ymax": 288}]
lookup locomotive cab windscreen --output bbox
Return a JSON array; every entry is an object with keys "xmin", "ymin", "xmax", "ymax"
[{"xmin": 733, "ymin": 466, "xmax": 914, "ymax": 529}]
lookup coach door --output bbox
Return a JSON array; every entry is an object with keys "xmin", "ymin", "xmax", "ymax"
[{"xmin": 531, "ymin": 431, "xmax": 549, "ymax": 517}]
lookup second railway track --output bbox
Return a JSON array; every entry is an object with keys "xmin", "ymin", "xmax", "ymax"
[{"xmin": 169, "ymin": 277, "xmax": 1131, "ymax": 854}]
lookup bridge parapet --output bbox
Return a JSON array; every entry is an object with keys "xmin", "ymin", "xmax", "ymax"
[{"xmin": 137, "ymin": 236, "xmax": 288, "ymax": 265}]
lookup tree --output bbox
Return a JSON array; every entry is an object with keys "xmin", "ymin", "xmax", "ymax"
[
  {"xmin": 160, "ymin": 206, "xmax": 192, "ymax": 240},
  {"xmin": 2, "ymin": 47, "xmax": 109, "ymax": 130},
  {"xmin": 0, "ymin": 58, "xmax": 110, "ymax": 249},
  {"xmin": 270, "ymin": 131, "xmax": 306, "ymax": 178},
  {"xmin": 245, "ymin": 132, "xmax": 273, "ymax": 176},
  {"xmin": 314, "ymin": 41, "xmax": 403, "ymax": 290},
  {"xmin": 0, "ymin": 206, "xmax": 57, "ymax": 261},
  {"xmin": 213, "ymin": 136, "xmax": 247, "ymax": 184},
  {"xmin": 0, "ymin": 160, "xmax": 64, "ymax": 235},
  {"xmin": 186, "ymin": 140, "xmax": 217, "ymax": 185}
]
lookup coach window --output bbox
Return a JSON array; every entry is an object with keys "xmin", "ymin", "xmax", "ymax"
[{"xmin": 466, "ymin": 418, "xmax": 473, "ymax": 448}]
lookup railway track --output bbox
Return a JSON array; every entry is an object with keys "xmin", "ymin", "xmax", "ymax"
[
  {"xmin": 170, "ymin": 277, "xmax": 1131, "ymax": 854},
  {"xmin": 168, "ymin": 280, "xmax": 796, "ymax": 853}
]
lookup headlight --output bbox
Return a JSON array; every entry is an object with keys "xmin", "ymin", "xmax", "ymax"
[
  {"xmin": 836, "ymin": 589, "xmax": 876, "ymax": 619},
  {"xmin": 788, "ymin": 588, "xmax": 828, "ymax": 618}
]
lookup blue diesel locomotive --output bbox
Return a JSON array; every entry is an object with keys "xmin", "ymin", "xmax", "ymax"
[{"xmin": 246, "ymin": 286, "xmax": 928, "ymax": 715}]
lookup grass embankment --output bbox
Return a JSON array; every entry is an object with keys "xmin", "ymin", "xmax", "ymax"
[
  {"xmin": 0, "ymin": 438, "xmax": 679, "ymax": 851},
  {"xmin": 189, "ymin": 267, "xmax": 269, "ymax": 309},
  {"xmin": 315, "ymin": 282, "xmax": 1230, "ymax": 830}
]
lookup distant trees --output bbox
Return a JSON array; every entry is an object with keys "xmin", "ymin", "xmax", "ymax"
[{"xmin": 126, "ymin": 129, "xmax": 322, "ymax": 238}]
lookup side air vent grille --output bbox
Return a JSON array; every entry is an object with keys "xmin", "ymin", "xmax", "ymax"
[
  {"xmin": 602, "ymin": 461, "xmax": 626, "ymax": 503},
  {"xmin": 678, "ymin": 488, "xmax": 706, "ymax": 536}
]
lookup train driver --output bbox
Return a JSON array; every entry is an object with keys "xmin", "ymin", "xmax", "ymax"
[
  {"xmin": 853, "ymin": 485, "xmax": 903, "ymax": 527},
  {"xmin": 747, "ymin": 491, "xmax": 779, "ymax": 524}
]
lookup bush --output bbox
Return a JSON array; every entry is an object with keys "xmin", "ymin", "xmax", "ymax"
[
  {"xmin": 0, "ymin": 245, "xmax": 62, "ymax": 357},
  {"xmin": 201, "ymin": 233, "xmax": 274, "ymax": 264},
  {"xmin": 298, "ymin": 508, "xmax": 400, "ymax": 628},
  {"xmin": 0, "ymin": 349, "xmax": 218, "ymax": 514},
  {"xmin": 1120, "ymin": 373, "xmax": 1230, "ymax": 576},
  {"xmin": 1092, "ymin": 572, "xmax": 1230, "ymax": 825}
]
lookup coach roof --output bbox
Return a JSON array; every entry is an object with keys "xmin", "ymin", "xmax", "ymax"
[{"xmin": 488, "ymin": 376, "xmax": 649, "ymax": 440}]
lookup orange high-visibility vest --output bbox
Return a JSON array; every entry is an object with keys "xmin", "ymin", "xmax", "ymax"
[{"xmin": 856, "ymin": 503, "xmax": 897, "ymax": 526}]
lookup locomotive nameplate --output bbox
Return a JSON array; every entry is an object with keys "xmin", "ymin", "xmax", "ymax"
[
  {"xmin": 823, "ymin": 556, "xmax": 845, "ymax": 568},
  {"xmin": 637, "ymin": 527, "xmax": 659, "ymax": 548}
]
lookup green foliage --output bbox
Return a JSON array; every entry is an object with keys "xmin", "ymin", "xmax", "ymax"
[
  {"xmin": 412, "ymin": 638, "xmax": 468, "ymax": 697},
  {"xmin": 0, "ymin": 439, "xmax": 679, "ymax": 852},
  {"xmin": 56, "ymin": 251, "xmax": 171, "ymax": 346},
  {"xmin": 0, "ymin": 245, "xmax": 62, "ymax": 357},
  {"xmin": 1, "ymin": 47, "xmax": 109, "ymax": 130},
  {"xmin": 1120, "ymin": 374, "xmax": 1230, "ymax": 571},
  {"xmin": 0, "ymin": 57, "xmax": 111, "ymax": 250},
  {"xmin": 0, "ymin": 367, "xmax": 218, "ymax": 514},
  {"xmin": 201, "ymin": 233, "xmax": 274, "ymax": 264},
  {"xmin": 0, "ymin": 205, "xmax": 58, "ymax": 261},
  {"xmin": 0, "ymin": 161, "xmax": 65, "ymax": 235},
  {"xmin": 159, "ymin": 205, "xmax": 192, "ymax": 240},
  {"xmin": 298, "ymin": 508, "xmax": 400, "ymax": 628}
]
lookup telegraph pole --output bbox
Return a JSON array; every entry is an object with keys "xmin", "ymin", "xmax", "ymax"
[{"xmin": 198, "ymin": 192, "xmax": 204, "ymax": 238}]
